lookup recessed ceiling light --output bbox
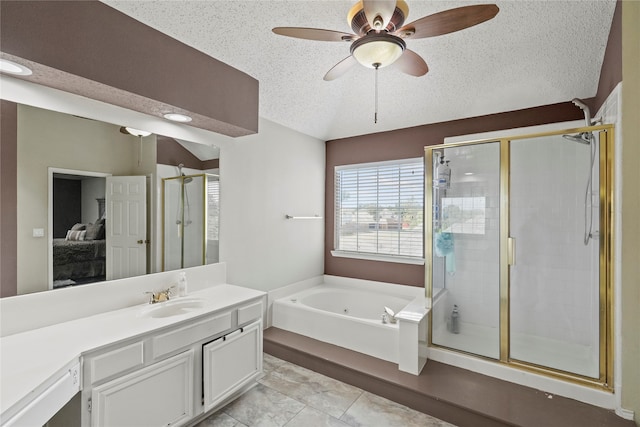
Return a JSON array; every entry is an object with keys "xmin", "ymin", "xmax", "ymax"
[
  {"xmin": 464, "ymin": 172, "xmax": 474, "ymax": 176},
  {"xmin": 163, "ymin": 113, "xmax": 192, "ymax": 123},
  {"xmin": 0, "ymin": 59, "xmax": 32, "ymax": 76}
]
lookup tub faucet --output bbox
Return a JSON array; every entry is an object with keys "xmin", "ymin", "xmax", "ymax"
[
  {"xmin": 383, "ymin": 307, "xmax": 397, "ymax": 324},
  {"xmin": 145, "ymin": 287, "xmax": 174, "ymax": 304}
]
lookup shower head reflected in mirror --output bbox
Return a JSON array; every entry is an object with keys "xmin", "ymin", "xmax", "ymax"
[{"xmin": 177, "ymin": 163, "xmax": 193, "ymax": 183}]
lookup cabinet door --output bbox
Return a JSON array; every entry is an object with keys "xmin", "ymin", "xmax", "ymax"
[
  {"xmin": 91, "ymin": 350, "xmax": 194, "ymax": 427},
  {"xmin": 203, "ymin": 320, "xmax": 262, "ymax": 412}
]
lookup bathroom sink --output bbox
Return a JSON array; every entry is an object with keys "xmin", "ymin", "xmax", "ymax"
[{"xmin": 139, "ymin": 298, "xmax": 206, "ymax": 319}]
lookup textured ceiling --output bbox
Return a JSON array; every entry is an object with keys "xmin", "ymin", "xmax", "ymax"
[{"xmin": 102, "ymin": 0, "xmax": 616, "ymax": 141}]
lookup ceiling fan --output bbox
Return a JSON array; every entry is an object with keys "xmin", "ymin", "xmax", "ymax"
[{"xmin": 273, "ymin": 0, "xmax": 499, "ymax": 81}]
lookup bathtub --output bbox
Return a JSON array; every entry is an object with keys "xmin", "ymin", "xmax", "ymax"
[{"xmin": 272, "ymin": 276, "xmax": 424, "ymax": 363}]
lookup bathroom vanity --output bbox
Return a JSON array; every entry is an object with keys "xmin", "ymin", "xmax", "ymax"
[{"xmin": 0, "ymin": 282, "xmax": 265, "ymax": 426}]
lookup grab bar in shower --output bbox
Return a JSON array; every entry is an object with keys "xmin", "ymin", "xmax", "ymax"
[{"xmin": 285, "ymin": 214, "xmax": 323, "ymax": 220}]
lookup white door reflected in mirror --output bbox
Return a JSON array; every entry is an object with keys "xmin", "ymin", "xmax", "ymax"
[{"xmin": 106, "ymin": 176, "xmax": 147, "ymax": 280}]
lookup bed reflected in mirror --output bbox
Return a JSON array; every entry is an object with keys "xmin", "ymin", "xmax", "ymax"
[{"xmin": 52, "ymin": 172, "xmax": 108, "ymax": 288}]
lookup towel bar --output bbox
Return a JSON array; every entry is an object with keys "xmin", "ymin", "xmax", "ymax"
[{"xmin": 285, "ymin": 215, "xmax": 322, "ymax": 220}]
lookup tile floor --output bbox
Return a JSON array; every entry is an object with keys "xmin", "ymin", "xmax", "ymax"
[{"xmin": 195, "ymin": 353, "xmax": 455, "ymax": 427}]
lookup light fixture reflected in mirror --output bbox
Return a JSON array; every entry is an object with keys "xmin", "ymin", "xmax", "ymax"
[
  {"xmin": 119, "ymin": 127, "xmax": 152, "ymax": 166},
  {"xmin": 119, "ymin": 126, "xmax": 152, "ymax": 137}
]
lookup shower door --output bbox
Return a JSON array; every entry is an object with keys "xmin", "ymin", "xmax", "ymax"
[
  {"xmin": 162, "ymin": 173, "xmax": 220, "ymax": 271},
  {"xmin": 162, "ymin": 175, "xmax": 206, "ymax": 271},
  {"xmin": 426, "ymin": 125, "xmax": 613, "ymax": 387},
  {"xmin": 428, "ymin": 141, "xmax": 502, "ymax": 359},
  {"xmin": 509, "ymin": 132, "xmax": 603, "ymax": 378}
]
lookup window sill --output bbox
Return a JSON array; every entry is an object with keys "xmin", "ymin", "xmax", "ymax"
[{"xmin": 331, "ymin": 251, "xmax": 425, "ymax": 265}]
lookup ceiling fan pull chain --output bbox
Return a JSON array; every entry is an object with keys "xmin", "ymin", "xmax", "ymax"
[{"xmin": 374, "ymin": 62, "xmax": 380, "ymax": 124}]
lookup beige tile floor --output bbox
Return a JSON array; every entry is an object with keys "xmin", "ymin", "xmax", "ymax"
[{"xmin": 195, "ymin": 354, "xmax": 455, "ymax": 427}]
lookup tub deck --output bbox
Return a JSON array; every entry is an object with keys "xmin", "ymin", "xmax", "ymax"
[{"xmin": 264, "ymin": 327, "xmax": 634, "ymax": 427}]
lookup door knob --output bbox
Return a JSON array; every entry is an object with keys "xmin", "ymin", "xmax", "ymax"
[{"xmin": 137, "ymin": 240, "xmax": 144, "ymax": 244}]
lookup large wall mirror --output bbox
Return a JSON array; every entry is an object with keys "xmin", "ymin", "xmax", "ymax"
[{"xmin": 11, "ymin": 103, "xmax": 220, "ymax": 296}]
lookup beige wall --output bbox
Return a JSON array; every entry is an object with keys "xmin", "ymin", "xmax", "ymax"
[
  {"xmin": 16, "ymin": 105, "xmax": 156, "ymax": 294},
  {"xmin": 621, "ymin": 2, "xmax": 640, "ymax": 424}
]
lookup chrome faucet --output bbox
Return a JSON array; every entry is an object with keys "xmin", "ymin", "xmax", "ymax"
[
  {"xmin": 145, "ymin": 287, "xmax": 174, "ymax": 304},
  {"xmin": 382, "ymin": 306, "xmax": 397, "ymax": 324}
]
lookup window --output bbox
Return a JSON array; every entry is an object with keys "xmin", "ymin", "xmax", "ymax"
[
  {"xmin": 207, "ymin": 178, "xmax": 219, "ymax": 241},
  {"xmin": 441, "ymin": 196, "xmax": 486, "ymax": 235},
  {"xmin": 334, "ymin": 158, "xmax": 424, "ymax": 262}
]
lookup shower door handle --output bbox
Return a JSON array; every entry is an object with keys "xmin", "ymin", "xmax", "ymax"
[{"xmin": 507, "ymin": 237, "xmax": 516, "ymax": 266}]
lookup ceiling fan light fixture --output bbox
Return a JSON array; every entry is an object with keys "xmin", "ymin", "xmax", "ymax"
[
  {"xmin": 348, "ymin": 1, "xmax": 409, "ymax": 34},
  {"xmin": 350, "ymin": 33, "xmax": 406, "ymax": 68}
]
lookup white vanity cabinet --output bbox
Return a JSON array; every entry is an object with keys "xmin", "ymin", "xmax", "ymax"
[
  {"xmin": 90, "ymin": 350, "xmax": 194, "ymax": 427},
  {"xmin": 203, "ymin": 320, "xmax": 262, "ymax": 411},
  {"xmin": 80, "ymin": 298, "xmax": 263, "ymax": 427}
]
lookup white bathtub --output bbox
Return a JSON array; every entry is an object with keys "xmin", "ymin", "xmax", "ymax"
[{"xmin": 272, "ymin": 276, "xmax": 424, "ymax": 363}]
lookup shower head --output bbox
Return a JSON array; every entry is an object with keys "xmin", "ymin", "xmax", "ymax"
[
  {"xmin": 571, "ymin": 98, "xmax": 592, "ymax": 128},
  {"xmin": 563, "ymin": 132, "xmax": 592, "ymax": 145},
  {"xmin": 177, "ymin": 163, "xmax": 193, "ymax": 183}
]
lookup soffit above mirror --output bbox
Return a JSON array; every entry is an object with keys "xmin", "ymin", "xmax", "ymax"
[{"xmin": 0, "ymin": 1, "xmax": 258, "ymax": 138}]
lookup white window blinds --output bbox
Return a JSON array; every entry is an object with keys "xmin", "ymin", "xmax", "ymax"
[
  {"xmin": 335, "ymin": 158, "xmax": 424, "ymax": 258},
  {"xmin": 207, "ymin": 178, "xmax": 219, "ymax": 241}
]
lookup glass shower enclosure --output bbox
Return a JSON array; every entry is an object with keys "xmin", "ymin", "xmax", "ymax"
[
  {"xmin": 425, "ymin": 124, "xmax": 613, "ymax": 388},
  {"xmin": 162, "ymin": 173, "xmax": 219, "ymax": 271}
]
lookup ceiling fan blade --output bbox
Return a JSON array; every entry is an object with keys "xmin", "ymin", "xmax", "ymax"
[
  {"xmin": 393, "ymin": 49, "xmax": 428, "ymax": 77},
  {"xmin": 324, "ymin": 55, "xmax": 358, "ymax": 81},
  {"xmin": 396, "ymin": 4, "xmax": 499, "ymax": 39},
  {"xmin": 363, "ymin": 0, "xmax": 397, "ymax": 31},
  {"xmin": 272, "ymin": 27, "xmax": 357, "ymax": 42}
]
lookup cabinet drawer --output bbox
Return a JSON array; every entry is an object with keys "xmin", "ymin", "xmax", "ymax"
[
  {"xmin": 89, "ymin": 342, "xmax": 144, "ymax": 384},
  {"xmin": 237, "ymin": 301, "xmax": 262, "ymax": 325},
  {"xmin": 152, "ymin": 311, "xmax": 232, "ymax": 359}
]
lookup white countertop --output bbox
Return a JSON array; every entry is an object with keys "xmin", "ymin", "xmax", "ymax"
[{"xmin": 0, "ymin": 284, "xmax": 265, "ymax": 420}]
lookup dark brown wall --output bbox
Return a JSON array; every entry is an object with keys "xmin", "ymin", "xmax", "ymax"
[
  {"xmin": 325, "ymin": 102, "xmax": 588, "ymax": 287},
  {"xmin": 156, "ymin": 136, "xmax": 220, "ymax": 171},
  {"xmin": 592, "ymin": 0, "xmax": 622, "ymax": 113},
  {"xmin": 0, "ymin": 101, "xmax": 18, "ymax": 297},
  {"xmin": 202, "ymin": 158, "xmax": 220, "ymax": 170},
  {"xmin": 0, "ymin": 1, "xmax": 258, "ymax": 137}
]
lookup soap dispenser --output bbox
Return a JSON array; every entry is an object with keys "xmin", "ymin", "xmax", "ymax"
[
  {"xmin": 451, "ymin": 305, "xmax": 460, "ymax": 334},
  {"xmin": 177, "ymin": 271, "xmax": 188, "ymax": 297}
]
